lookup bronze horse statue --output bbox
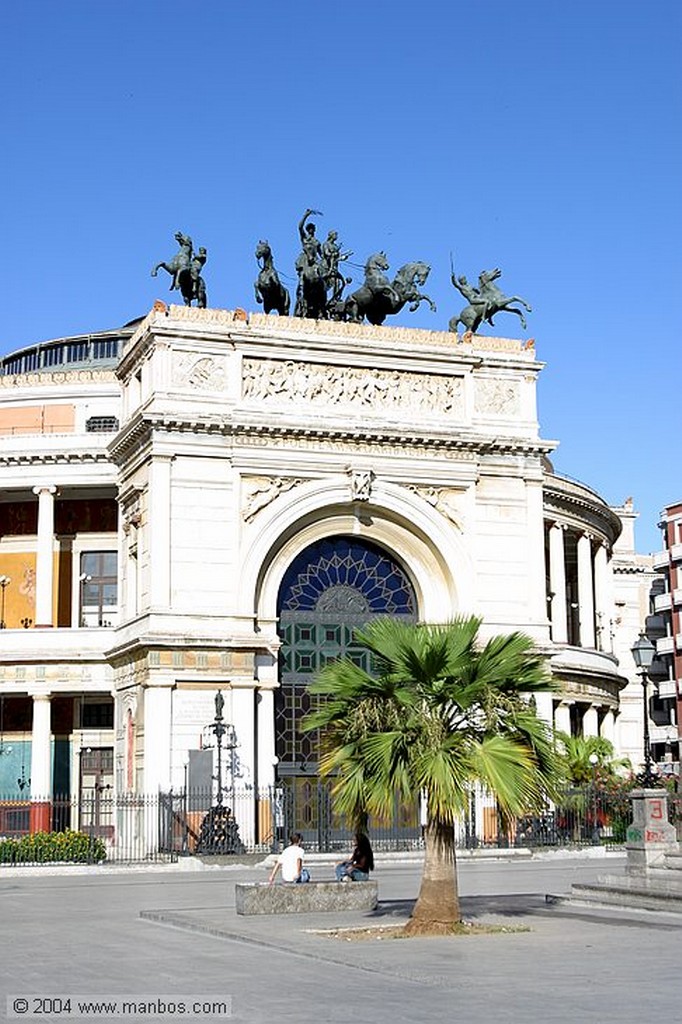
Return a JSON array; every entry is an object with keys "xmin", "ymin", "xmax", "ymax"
[
  {"xmin": 254, "ymin": 240, "xmax": 290, "ymax": 316},
  {"xmin": 337, "ymin": 253, "xmax": 436, "ymax": 325},
  {"xmin": 449, "ymin": 263, "xmax": 531, "ymax": 334},
  {"xmin": 152, "ymin": 232, "xmax": 207, "ymax": 307}
]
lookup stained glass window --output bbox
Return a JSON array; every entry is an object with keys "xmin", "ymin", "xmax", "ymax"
[{"xmin": 276, "ymin": 537, "xmax": 416, "ymax": 774}]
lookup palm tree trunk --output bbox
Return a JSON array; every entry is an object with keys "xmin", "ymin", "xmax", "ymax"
[{"xmin": 404, "ymin": 818, "xmax": 460, "ymax": 935}]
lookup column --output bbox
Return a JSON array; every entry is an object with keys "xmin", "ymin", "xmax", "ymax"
[
  {"xmin": 577, "ymin": 532, "xmax": 596, "ymax": 648},
  {"xmin": 29, "ymin": 693, "xmax": 52, "ymax": 832},
  {"xmin": 554, "ymin": 702, "xmax": 572, "ymax": 736},
  {"xmin": 582, "ymin": 705, "xmax": 599, "ymax": 738},
  {"xmin": 593, "ymin": 544, "xmax": 610, "ymax": 652},
  {"xmin": 232, "ymin": 686, "xmax": 256, "ymax": 848},
  {"xmin": 600, "ymin": 709, "xmax": 616, "ymax": 744},
  {"xmin": 33, "ymin": 485, "xmax": 57, "ymax": 628},
  {"xmin": 548, "ymin": 523, "xmax": 568, "ymax": 643},
  {"xmin": 149, "ymin": 457, "xmax": 173, "ymax": 610}
]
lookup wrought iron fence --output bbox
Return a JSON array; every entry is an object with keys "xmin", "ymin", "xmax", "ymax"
[{"xmin": 0, "ymin": 782, "xmax": 667, "ymax": 865}]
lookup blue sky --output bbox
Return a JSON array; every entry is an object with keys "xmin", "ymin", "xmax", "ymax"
[{"xmin": 1, "ymin": 1, "xmax": 680, "ymax": 552}]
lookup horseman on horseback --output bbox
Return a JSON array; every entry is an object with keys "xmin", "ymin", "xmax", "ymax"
[
  {"xmin": 449, "ymin": 257, "xmax": 532, "ymax": 335},
  {"xmin": 151, "ymin": 231, "xmax": 208, "ymax": 307}
]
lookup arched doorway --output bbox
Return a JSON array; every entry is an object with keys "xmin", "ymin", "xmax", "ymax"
[{"xmin": 275, "ymin": 536, "xmax": 417, "ymax": 779}]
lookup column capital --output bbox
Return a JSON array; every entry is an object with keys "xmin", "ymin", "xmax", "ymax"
[{"xmin": 33, "ymin": 485, "xmax": 58, "ymax": 497}]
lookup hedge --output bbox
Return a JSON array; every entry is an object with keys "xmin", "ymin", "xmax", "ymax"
[{"xmin": 0, "ymin": 830, "xmax": 107, "ymax": 864}]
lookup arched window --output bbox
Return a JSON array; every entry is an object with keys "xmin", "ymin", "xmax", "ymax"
[{"xmin": 275, "ymin": 537, "xmax": 416, "ymax": 776}]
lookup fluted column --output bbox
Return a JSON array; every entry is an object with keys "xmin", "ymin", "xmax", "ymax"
[
  {"xmin": 29, "ymin": 693, "xmax": 52, "ymax": 832},
  {"xmin": 548, "ymin": 523, "xmax": 568, "ymax": 643},
  {"xmin": 577, "ymin": 532, "xmax": 595, "ymax": 648},
  {"xmin": 33, "ymin": 485, "xmax": 57, "ymax": 627}
]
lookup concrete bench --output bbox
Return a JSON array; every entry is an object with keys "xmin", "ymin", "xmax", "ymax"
[{"xmin": 235, "ymin": 880, "xmax": 378, "ymax": 916}]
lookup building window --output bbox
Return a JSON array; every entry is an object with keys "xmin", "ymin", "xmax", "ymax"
[
  {"xmin": 80, "ymin": 551, "xmax": 117, "ymax": 627},
  {"xmin": 85, "ymin": 416, "xmax": 119, "ymax": 433},
  {"xmin": 80, "ymin": 700, "xmax": 114, "ymax": 729}
]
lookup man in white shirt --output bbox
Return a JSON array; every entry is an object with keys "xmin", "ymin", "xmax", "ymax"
[{"xmin": 268, "ymin": 832, "xmax": 310, "ymax": 884}]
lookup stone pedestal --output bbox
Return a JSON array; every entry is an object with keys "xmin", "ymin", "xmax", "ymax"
[
  {"xmin": 235, "ymin": 880, "xmax": 378, "ymax": 915},
  {"xmin": 626, "ymin": 788, "xmax": 678, "ymax": 875}
]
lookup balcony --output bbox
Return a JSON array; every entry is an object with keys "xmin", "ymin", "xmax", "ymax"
[
  {"xmin": 657, "ymin": 678, "xmax": 678, "ymax": 699},
  {"xmin": 672, "ymin": 543, "xmax": 682, "ymax": 562},
  {"xmin": 652, "ymin": 549, "xmax": 670, "ymax": 570},
  {"xmin": 654, "ymin": 592, "xmax": 672, "ymax": 613},
  {"xmin": 650, "ymin": 723, "xmax": 679, "ymax": 745},
  {"xmin": 657, "ymin": 636, "xmax": 675, "ymax": 656}
]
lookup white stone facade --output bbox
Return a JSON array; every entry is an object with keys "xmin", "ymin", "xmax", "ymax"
[{"xmin": 0, "ymin": 308, "xmax": 664, "ymax": 843}]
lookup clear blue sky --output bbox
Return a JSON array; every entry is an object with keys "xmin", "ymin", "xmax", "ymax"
[{"xmin": 2, "ymin": 1, "xmax": 680, "ymax": 552}]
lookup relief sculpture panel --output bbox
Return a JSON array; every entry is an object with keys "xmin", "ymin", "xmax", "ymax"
[
  {"xmin": 242, "ymin": 358, "xmax": 464, "ymax": 418},
  {"xmin": 474, "ymin": 378, "xmax": 520, "ymax": 416},
  {"xmin": 172, "ymin": 352, "xmax": 229, "ymax": 391}
]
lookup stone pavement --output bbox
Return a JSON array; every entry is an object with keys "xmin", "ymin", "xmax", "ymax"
[{"xmin": 1, "ymin": 856, "xmax": 681, "ymax": 1023}]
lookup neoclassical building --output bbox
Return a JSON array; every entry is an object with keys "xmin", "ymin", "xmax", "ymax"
[{"xmin": 0, "ymin": 306, "xmax": 662, "ymax": 840}]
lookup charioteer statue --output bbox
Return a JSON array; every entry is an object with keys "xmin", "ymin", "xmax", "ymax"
[{"xmin": 152, "ymin": 231, "xmax": 208, "ymax": 308}]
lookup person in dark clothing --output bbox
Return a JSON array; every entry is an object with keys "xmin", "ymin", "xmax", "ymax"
[{"xmin": 335, "ymin": 832, "xmax": 374, "ymax": 881}]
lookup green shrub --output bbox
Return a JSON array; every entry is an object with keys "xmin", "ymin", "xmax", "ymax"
[{"xmin": 0, "ymin": 830, "xmax": 107, "ymax": 864}]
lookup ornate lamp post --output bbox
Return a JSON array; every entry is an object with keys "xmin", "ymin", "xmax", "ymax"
[
  {"xmin": 0, "ymin": 576, "xmax": 11, "ymax": 629},
  {"xmin": 195, "ymin": 692, "xmax": 244, "ymax": 855},
  {"xmin": 631, "ymin": 632, "xmax": 657, "ymax": 787}
]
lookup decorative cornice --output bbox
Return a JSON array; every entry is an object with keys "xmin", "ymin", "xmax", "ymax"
[
  {"xmin": 0, "ymin": 450, "xmax": 112, "ymax": 468},
  {"xmin": 109, "ymin": 410, "xmax": 553, "ymax": 464},
  {"xmin": 543, "ymin": 473, "xmax": 622, "ymax": 545}
]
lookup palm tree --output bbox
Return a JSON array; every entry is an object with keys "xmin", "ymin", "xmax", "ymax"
[
  {"xmin": 304, "ymin": 616, "xmax": 561, "ymax": 934},
  {"xmin": 555, "ymin": 733, "xmax": 630, "ymax": 785}
]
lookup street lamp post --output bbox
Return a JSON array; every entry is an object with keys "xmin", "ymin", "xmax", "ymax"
[
  {"xmin": 0, "ymin": 576, "xmax": 11, "ymax": 629},
  {"xmin": 631, "ymin": 632, "xmax": 657, "ymax": 787},
  {"xmin": 588, "ymin": 752, "xmax": 600, "ymax": 844}
]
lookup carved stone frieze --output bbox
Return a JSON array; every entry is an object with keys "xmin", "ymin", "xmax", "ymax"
[
  {"xmin": 172, "ymin": 352, "xmax": 229, "ymax": 391},
  {"xmin": 474, "ymin": 378, "xmax": 520, "ymax": 415},
  {"xmin": 242, "ymin": 358, "xmax": 465, "ymax": 418},
  {"xmin": 404, "ymin": 485, "xmax": 464, "ymax": 530},
  {"xmin": 241, "ymin": 476, "xmax": 304, "ymax": 522}
]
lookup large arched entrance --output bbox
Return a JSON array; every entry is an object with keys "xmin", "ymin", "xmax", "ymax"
[
  {"xmin": 274, "ymin": 536, "xmax": 417, "ymax": 846},
  {"xmin": 276, "ymin": 536, "xmax": 416, "ymax": 777}
]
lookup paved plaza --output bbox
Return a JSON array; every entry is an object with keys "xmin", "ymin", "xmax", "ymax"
[{"xmin": 1, "ymin": 855, "xmax": 681, "ymax": 1023}]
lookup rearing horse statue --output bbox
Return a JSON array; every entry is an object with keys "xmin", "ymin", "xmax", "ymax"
[
  {"xmin": 151, "ymin": 231, "xmax": 193, "ymax": 292},
  {"xmin": 254, "ymin": 240, "xmax": 290, "ymax": 316},
  {"xmin": 151, "ymin": 231, "xmax": 208, "ymax": 307},
  {"xmin": 449, "ymin": 260, "xmax": 532, "ymax": 334},
  {"xmin": 339, "ymin": 253, "xmax": 436, "ymax": 325}
]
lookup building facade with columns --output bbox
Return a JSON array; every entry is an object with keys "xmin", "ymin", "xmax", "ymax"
[{"xmin": 0, "ymin": 306, "xmax": 662, "ymax": 840}]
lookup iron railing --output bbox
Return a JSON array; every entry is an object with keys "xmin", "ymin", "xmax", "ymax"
[{"xmin": 0, "ymin": 783, "xmax": 670, "ymax": 865}]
